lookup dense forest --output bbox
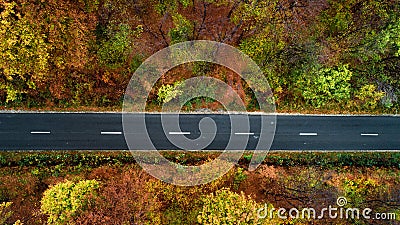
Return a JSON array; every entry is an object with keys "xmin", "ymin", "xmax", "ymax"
[
  {"xmin": 0, "ymin": 0, "xmax": 399, "ymax": 112},
  {"xmin": 0, "ymin": 151, "xmax": 399, "ymax": 224}
]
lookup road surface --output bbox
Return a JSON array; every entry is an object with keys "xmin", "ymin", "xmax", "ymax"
[{"xmin": 0, "ymin": 113, "xmax": 399, "ymax": 151}]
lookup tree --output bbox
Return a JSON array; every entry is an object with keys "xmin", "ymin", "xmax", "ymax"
[
  {"xmin": 300, "ymin": 64, "xmax": 353, "ymax": 108},
  {"xmin": 0, "ymin": 1, "xmax": 50, "ymax": 103}
]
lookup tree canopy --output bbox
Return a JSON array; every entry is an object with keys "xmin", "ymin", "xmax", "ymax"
[{"xmin": 0, "ymin": 0, "xmax": 399, "ymax": 112}]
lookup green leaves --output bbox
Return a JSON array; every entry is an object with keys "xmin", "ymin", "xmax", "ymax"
[
  {"xmin": 169, "ymin": 14, "xmax": 193, "ymax": 44},
  {"xmin": 320, "ymin": 0, "xmax": 355, "ymax": 36},
  {"xmin": 97, "ymin": 24, "xmax": 142, "ymax": 69},
  {"xmin": 300, "ymin": 64, "xmax": 352, "ymax": 108},
  {"xmin": 157, "ymin": 81, "xmax": 183, "ymax": 104},
  {"xmin": 359, "ymin": 18, "xmax": 400, "ymax": 62},
  {"xmin": 381, "ymin": 19, "xmax": 400, "ymax": 57}
]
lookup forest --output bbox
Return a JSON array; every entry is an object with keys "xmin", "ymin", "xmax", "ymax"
[
  {"xmin": 0, "ymin": 151, "xmax": 399, "ymax": 224},
  {"xmin": 1, "ymin": 1, "xmax": 400, "ymax": 224},
  {"xmin": 0, "ymin": 0, "xmax": 399, "ymax": 112}
]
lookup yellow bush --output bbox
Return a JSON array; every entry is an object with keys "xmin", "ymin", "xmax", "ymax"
[
  {"xmin": 198, "ymin": 188, "xmax": 279, "ymax": 225},
  {"xmin": 354, "ymin": 84, "xmax": 384, "ymax": 110},
  {"xmin": 40, "ymin": 179, "xmax": 99, "ymax": 225}
]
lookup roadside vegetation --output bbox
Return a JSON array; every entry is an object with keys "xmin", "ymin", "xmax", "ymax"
[
  {"xmin": 0, "ymin": 151, "xmax": 399, "ymax": 224},
  {"xmin": 0, "ymin": 0, "xmax": 399, "ymax": 113}
]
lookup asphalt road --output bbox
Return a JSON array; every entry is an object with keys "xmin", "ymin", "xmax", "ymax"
[{"xmin": 0, "ymin": 113, "xmax": 399, "ymax": 151}]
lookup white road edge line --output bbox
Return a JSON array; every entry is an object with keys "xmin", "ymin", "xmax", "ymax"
[
  {"xmin": 235, "ymin": 132, "xmax": 255, "ymax": 135},
  {"xmin": 299, "ymin": 132, "xmax": 318, "ymax": 136},
  {"xmin": 30, "ymin": 131, "xmax": 51, "ymax": 134},
  {"xmin": 169, "ymin": 132, "xmax": 191, "ymax": 135},
  {"xmin": 361, "ymin": 133, "xmax": 379, "ymax": 136},
  {"xmin": 101, "ymin": 131, "xmax": 122, "ymax": 135}
]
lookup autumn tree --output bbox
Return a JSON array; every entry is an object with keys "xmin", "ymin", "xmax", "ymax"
[{"xmin": 0, "ymin": 1, "xmax": 50, "ymax": 103}]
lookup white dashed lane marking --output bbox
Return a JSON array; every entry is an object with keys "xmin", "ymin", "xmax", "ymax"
[
  {"xmin": 101, "ymin": 131, "xmax": 122, "ymax": 135},
  {"xmin": 27, "ymin": 129, "xmax": 383, "ymax": 138},
  {"xmin": 30, "ymin": 131, "xmax": 51, "ymax": 134},
  {"xmin": 168, "ymin": 132, "xmax": 191, "ymax": 135},
  {"xmin": 299, "ymin": 132, "xmax": 318, "ymax": 136},
  {"xmin": 361, "ymin": 133, "xmax": 379, "ymax": 136},
  {"xmin": 235, "ymin": 132, "xmax": 255, "ymax": 135}
]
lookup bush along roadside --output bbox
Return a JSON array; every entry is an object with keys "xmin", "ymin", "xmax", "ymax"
[{"xmin": 0, "ymin": 151, "xmax": 399, "ymax": 169}]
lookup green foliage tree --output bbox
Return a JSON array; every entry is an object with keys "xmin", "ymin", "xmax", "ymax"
[
  {"xmin": 300, "ymin": 64, "xmax": 353, "ymax": 108},
  {"xmin": 354, "ymin": 12, "xmax": 400, "ymax": 109},
  {"xmin": 41, "ymin": 179, "xmax": 99, "ymax": 225},
  {"xmin": 169, "ymin": 14, "xmax": 194, "ymax": 44},
  {"xmin": 320, "ymin": 0, "xmax": 355, "ymax": 36},
  {"xmin": 324, "ymin": 0, "xmax": 400, "ymax": 110},
  {"xmin": 97, "ymin": 24, "xmax": 143, "ymax": 69}
]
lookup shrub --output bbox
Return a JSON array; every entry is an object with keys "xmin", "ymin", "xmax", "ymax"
[
  {"xmin": 341, "ymin": 178, "xmax": 380, "ymax": 207},
  {"xmin": 233, "ymin": 167, "xmax": 247, "ymax": 190},
  {"xmin": 157, "ymin": 81, "xmax": 183, "ymax": 104},
  {"xmin": 97, "ymin": 24, "xmax": 138, "ymax": 69},
  {"xmin": 354, "ymin": 84, "xmax": 384, "ymax": 110},
  {"xmin": 168, "ymin": 13, "xmax": 193, "ymax": 44},
  {"xmin": 40, "ymin": 179, "xmax": 99, "ymax": 225},
  {"xmin": 197, "ymin": 188, "xmax": 263, "ymax": 225},
  {"xmin": 301, "ymin": 64, "xmax": 352, "ymax": 108}
]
